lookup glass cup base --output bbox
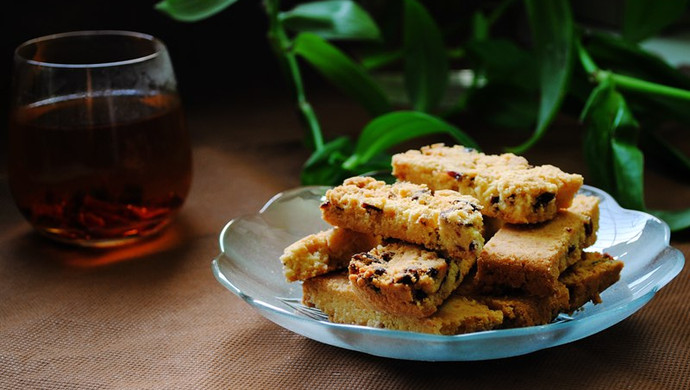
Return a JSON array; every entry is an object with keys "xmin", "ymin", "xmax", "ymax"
[{"xmin": 36, "ymin": 219, "xmax": 173, "ymax": 248}]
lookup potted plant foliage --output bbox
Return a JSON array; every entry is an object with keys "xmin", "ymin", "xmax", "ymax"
[{"xmin": 156, "ymin": 0, "xmax": 690, "ymax": 231}]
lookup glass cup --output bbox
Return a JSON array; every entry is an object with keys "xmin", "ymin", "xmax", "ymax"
[{"xmin": 8, "ymin": 31, "xmax": 192, "ymax": 247}]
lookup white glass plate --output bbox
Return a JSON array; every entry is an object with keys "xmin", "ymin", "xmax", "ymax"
[{"xmin": 212, "ymin": 185, "xmax": 684, "ymax": 361}]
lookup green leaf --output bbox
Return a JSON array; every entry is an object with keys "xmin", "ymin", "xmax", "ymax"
[
  {"xmin": 301, "ymin": 136, "xmax": 353, "ymax": 185},
  {"xmin": 343, "ymin": 111, "xmax": 479, "ymax": 170},
  {"xmin": 623, "ymin": 0, "xmax": 689, "ymax": 43},
  {"xmin": 582, "ymin": 83, "xmax": 617, "ymax": 194},
  {"xmin": 403, "ymin": 0, "xmax": 449, "ymax": 112},
  {"xmin": 579, "ymin": 80, "xmax": 608, "ymax": 122},
  {"xmin": 507, "ymin": 0, "xmax": 574, "ymax": 154},
  {"xmin": 350, "ymin": 154, "xmax": 396, "ymax": 178},
  {"xmin": 293, "ymin": 33, "xmax": 391, "ymax": 116},
  {"xmin": 360, "ymin": 50, "xmax": 403, "ymax": 70},
  {"xmin": 155, "ymin": 0, "xmax": 238, "ymax": 22},
  {"xmin": 280, "ymin": 0, "xmax": 381, "ymax": 41},
  {"xmin": 649, "ymin": 208, "xmax": 690, "ymax": 231},
  {"xmin": 582, "ymin": 84, "xmax": 646, "ymax": 210},
  {"xmin": 611, "ymin": 132, "xmax": 645, "ymax": 211}
]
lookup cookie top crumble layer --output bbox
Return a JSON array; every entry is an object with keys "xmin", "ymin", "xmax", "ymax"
[
  {"xmin": 320, "ymin": 176, "xmax": 484, "ymax": 261},
  {"xmin": 392, "ymin": 143, "xmax": 584, "ymax": 224}
]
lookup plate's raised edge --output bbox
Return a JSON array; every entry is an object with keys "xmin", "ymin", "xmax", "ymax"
[
  {"xmin": 259, "ymin": 185, "xmax": 330, "ymax": 214},
  {"xmin": 211, "ymin": 255, "xmax": 241, "ymax": 296},
  {"xmin": 581, "ymin": 185, "xmax": 684, "ymax": 290},
  {"xmin": 647, "ymin": 245, "xmax": 686, "ymax": 291},
  {"xmin": 217, "ymin": 217, "xmax": 236, "ymax": 257},
  {"xmin": 580, "ymin": 184, "xmax": 672, "ymax": 245},
  {"xmin": 211, "ymin": 255, "xmax": 333, "ymax": 327},
  {"xmin": 218, "ymin": 186, "xmax": 329, "ymax": 255}
]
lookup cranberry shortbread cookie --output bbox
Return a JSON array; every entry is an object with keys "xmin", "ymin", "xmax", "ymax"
[
  {"xmin": 320, "ymin": 176, "xmax": 484, "ymax": 263},
  {"xmin": 477, "ymin": 285, "xmax": 570, "ymax": 328},
  {"xmin": 463, "ymin": 251, "xmax": 621, "ymax": 327},
  {"xmin": 476, "ymin": 195, "xmax": 600, "ymax": 297},
  {"xmin": 302, "ymin": 272, "xmax": 504, "ymax": 335},
  {"xmin": 348, "ymin": 241, "xmax": 474, "ymax": 318},
  {"xmin": 280, "ymin": 227, "xmax": 381, "ymax": 282},
  {"xmin": 392, "ymin": 144, "xmax": 583, "ymax": 224},
  {"xmin": 560, "ymin": 251, "xmax": 623, "ymax": 311}
]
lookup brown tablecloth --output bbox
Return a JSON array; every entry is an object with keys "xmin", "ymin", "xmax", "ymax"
[{"xmin": 1, "ymin": 92, "xmax": 688, "ymax": 390}]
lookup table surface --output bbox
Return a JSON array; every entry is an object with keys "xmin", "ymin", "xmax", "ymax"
[{"xmin": 1, "ymin": 91, "xmax": 689, "ymax": 390}]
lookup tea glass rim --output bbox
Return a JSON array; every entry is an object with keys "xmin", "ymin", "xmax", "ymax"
[{"xmin": 15, "ymin": 30, "xmax": 165, "ymax": 69}]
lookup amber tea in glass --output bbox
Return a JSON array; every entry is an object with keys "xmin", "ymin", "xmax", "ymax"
[{"xmin": 8, "ymin": 31, "xmax": 192, "ymax": 247}]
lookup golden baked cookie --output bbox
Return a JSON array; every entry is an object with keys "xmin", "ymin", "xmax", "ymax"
[
  {"xmin": 476, "ymin": 195, "xmax": 600, "ymax": 296},
  {"xmin": 348, "ymin": 241, "xmax": 473, "ymax": 318},
  {"xmin": 320, "ymin": 176, "xmax": 484, "ymax": 262},
  {"xmin": 476, "ymin": 284, "xmax": 570, "ymax": 328},
  {"xmin": 560, "ymin": 251, "xmax": 623, "ymax": 311},
  {"xmin": 302, "ymin": 272, "xmax": 504, "ymax": 335},
  {"xmin": 280, "ymin": 227, "xmax": 380, "ymax": 282},
  {"xmin": 464, "ymin": 251, "xmax": 621, "ymax": 327},
  {"xmin": 392, "ymin": 143, "xmax": 583, "ymax": 224}
]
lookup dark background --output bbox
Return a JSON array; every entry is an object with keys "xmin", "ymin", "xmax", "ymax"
[
  {"xmin": 0, "ymin": 0, "xmax": 284, "ymax": 153},
  {"xmin": 1, "ymin": 0, "xmax": 282, "ymax": 103}
]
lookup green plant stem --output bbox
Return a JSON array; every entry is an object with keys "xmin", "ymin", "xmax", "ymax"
[
  {"xmin": 577, "ymin": 36, "xmax": 690, "ymax": 102},
  {"xmin": 264, "ymin": 0, "xmax": 324, "ymax": 151},
  {"xmin": 609, "ymin": 72, "xmax": 690, "ymax": 100}
]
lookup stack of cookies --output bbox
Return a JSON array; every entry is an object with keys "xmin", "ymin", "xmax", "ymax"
[{"xmin": 280, "ymin": 144, "xmax": 623, "ymax": 335}]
